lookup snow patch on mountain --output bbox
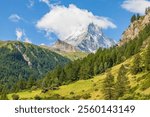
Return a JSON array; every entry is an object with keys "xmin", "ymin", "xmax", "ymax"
[{"xmin": 62, "ymin": 23, "xmax": 116, "ymax": 53}]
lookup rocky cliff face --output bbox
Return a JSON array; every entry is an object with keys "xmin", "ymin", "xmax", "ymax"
[{"xmin": 119, "ymin": 11, "xmax": 150, "ymax": 46}]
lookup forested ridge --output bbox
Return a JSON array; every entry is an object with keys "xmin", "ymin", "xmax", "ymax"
[{"xmin": 0, "ymin": 41, "xmax": 70, "ymax": 94}]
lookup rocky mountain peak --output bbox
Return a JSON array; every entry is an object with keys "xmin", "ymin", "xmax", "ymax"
[
  {"xmin": 87, "ymin": 23, "xmax": 102, "ymax": 35},
  {"xmin": 57, "ymin": 23, "xmax": 116, "ymax": 53}
]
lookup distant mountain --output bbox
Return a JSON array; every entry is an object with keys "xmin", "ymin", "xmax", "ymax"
[
  {"xmin": 41, "ymin": 40, "xmax": 87, "ymax": 61},
  {"xmin": 62, "ymin": 23, "xmax": 116, "ymax": 53},
  {"xmin": 0, "ymin": 41, "xmax": 70, "ymax": 91},
  {"xmin": 52, "ymin": 39, "xmax": 78, "ymax": 52}
]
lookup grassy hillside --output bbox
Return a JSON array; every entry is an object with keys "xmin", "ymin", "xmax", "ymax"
[
  {"xmin": 41, "ymin": 45, "xmax": 88, "ymax": 61},
  {"xmin": 55, "ymin": 51, "xmax": 88, "ymax": 61},
  {"xmin": 8, "ymin": 52, "xmax": 150, "ymax": 100}
]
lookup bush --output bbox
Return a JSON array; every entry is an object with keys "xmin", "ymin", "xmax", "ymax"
[
  {"xmin": 72, "ymin": 95, "xmax": 82, "ymax": 100},
  {"xmin": 96, "ymin": 95, "xmax": 100, "ymax": 97},
  {"xmin": 41, "ymin": 88, "xmax": 49, "ymax": 93},
  {"xmin": 93, "ymin": 83, "xmax": 96, "ymax": 87},
  {"xmin": 94, "ymin": 89, "xmax": 99, "ymax": 91},
  {"xmin": 31, "ymin": 86, "xmax": 38, "ymax": 91},
  {"xmin": 70, "ymin": 91, "xmax": 75, "ymax": 95},
  {"xmin": 12, "ymin": 94, "xmax": 19, "ymax": 100},
  {"xmin": 82, "ymin": 93, "xmax": 91, "ymax": 99},
  {"xmin": 34, "ymin": 95, "xmax": 41, "ymax": 100}
]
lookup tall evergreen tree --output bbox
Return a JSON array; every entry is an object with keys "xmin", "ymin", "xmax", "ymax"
[
  {"xmin": 145, "ymin": 44, "xmax": 150, "ymax": 71},
  {"xmin": 115, "ymin": 65, "xmax": 130, "ymax": 99},
  {"xmin": 132, "ymin": 54, "xmax": 142, "ymax": 74},
  {"xmin": 102, "ymin": 72, "xmax": 115, "ymax": 100},
  {"xmin": 0, "ymin": 88, "xmax": 8, "ymax": 100},
  {"xmin": 131, "ymin": 14, "xmax": 136, "ymax": 22}
]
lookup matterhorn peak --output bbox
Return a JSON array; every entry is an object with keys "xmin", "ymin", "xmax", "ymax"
[{"xmin": 53, "ymin": 23, "xmax": 116, "ymax": 53}]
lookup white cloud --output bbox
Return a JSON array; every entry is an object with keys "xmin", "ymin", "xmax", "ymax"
[
  {"xmin": 121, "ymin": 0, "xmax": 150, "ymax": 15},
  {"xmin": 9, "ymin": 14, "xmax": 21, "ymax": 22},
  {"xmin": 24, "ymin": 37, "xmax": 32, "ymax": 43},
  {"xmin": 40, "ymin": 43, "xmax": 46, "ymax": 46},
  {"xmin": 36, "ymin": 4, "xmax": 116, "ymax": 40},
  {"xmin": 16, "ymin": 28, "xmax": 24, "ymax": 41},
  {"xmin": 27, "ymin": 0, "xmax": 35, "ymax": 8},
  {"xmin": 16, "ymin": 28, "xmax": 32, "ymax": 43},
  {"xmin": 40, "ymin": 0, "xmax": 51, "ymax": 7}
]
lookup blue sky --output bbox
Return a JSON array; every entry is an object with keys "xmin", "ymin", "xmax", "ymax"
[{"xmin": 0, "ymin": 0, "xmax": 150, "ymax": 45}]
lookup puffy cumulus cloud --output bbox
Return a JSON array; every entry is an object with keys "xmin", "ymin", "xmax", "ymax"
[
  {"xmin": 16, "ymin": 28, "xmax": 24, "ymax": 41},
  {"xmin": 9, "ymin": 14, "xmax": 21, "ymax": 22},
  {"xmin": 36, "ymin": 4, "xmax": 116, "ymax": 40},
  {"xmin": 121, "ymin": 0, "xmax": 150, "ymax": 15}
]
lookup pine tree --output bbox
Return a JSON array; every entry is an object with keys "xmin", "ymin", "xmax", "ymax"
[
  {"xmin": 131, "ymin": 14, "xmax": 136, "ymax": 22},
  {"xmin": 145, "ymin": 44, "xmax": 150, "ymax": 71},
  {"xmin": 102, "ymin": 72, "xmax": 115, "ymax": 100},
  {"xmin": 59, "ymin": 69, "xmax": 66, "ymax": 83},
  {"xmin": 17, "ymin": 74, "xmax": 26, "ymax": 90},
  {"xmin": 27, "ymin": 76, "xmax": 35, "ymax": 89},
  {"xmin": 132, "ymin": 54, "xmax": 142, "ymax": 74},
  {"xmin": 136, "ymin": 14, "xmax": 140, "ymax": 20},
  {"xmin": 0, "ymin": 92, "xmax": 8, "ymax": 100},
  {"xmin": 0, "ymin": 88, "xmax": 8, "ymax": 100},
  {"xmin": 115, "ymin": 65, "xmax": 130, "ymax": 99}
]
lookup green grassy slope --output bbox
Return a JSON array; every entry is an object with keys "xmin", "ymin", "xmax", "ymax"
[
  {"xmin": 41, "ymin": 45, "xmax": 88, "ymax": 61},
  {"xmin": 55, "ymin": 51, "xmax": 88, "ymax": 61},
  {"xmin": 8, "ymin": 52, "xmax": 150, "ymax": 100}
]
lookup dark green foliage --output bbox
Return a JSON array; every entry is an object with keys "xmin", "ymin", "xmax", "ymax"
[
  {"xmin": 34, "ymin": 95, "xmax": 41, "ymax": 100},
  {"xmin": 12, "ymin": 94, "xmax": 19, "ymax": 100},
  {"xmin": 131, "ymin": 14, "xmax": 137, "ymax": 22},
  {"xmin": 0, "ymin": 92, "xmax": 8, "ymax": 100},
  {"xmin": 70, "ymin": 91, "xmax": 75, "ymax": 95},
  {"xmin": 145, "ymin": 44, "xmax": 150, "ymax": 71},
  {"xmin": 0, "ymin": 41, "xmax": 70, "ymax": 93},
  {"xmin": 132, "ymin": 54, "xmax": 142, "ymax": 74},
  {"xmin": 0, "ymin": 88, "xmax": 8, "ymax": 100},
  {"xmin": 115, "ymin": 65, "xmax": 130, "ymax": 99},
  {"xmin": 102, "ymin": 72, "xmax": 115, "ymax": 100},
  {"xmin": 131, "ymin": 14, "xmax": 141, "ymax": 22},
  {"xmin": 27, "ymin": 76, "xmax": 35, "ymax": 89}
]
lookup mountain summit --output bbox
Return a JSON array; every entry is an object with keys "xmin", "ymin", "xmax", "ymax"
[{"xmin": 53, "ymin": 23, "xmax": 116, "ymax": 53}]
